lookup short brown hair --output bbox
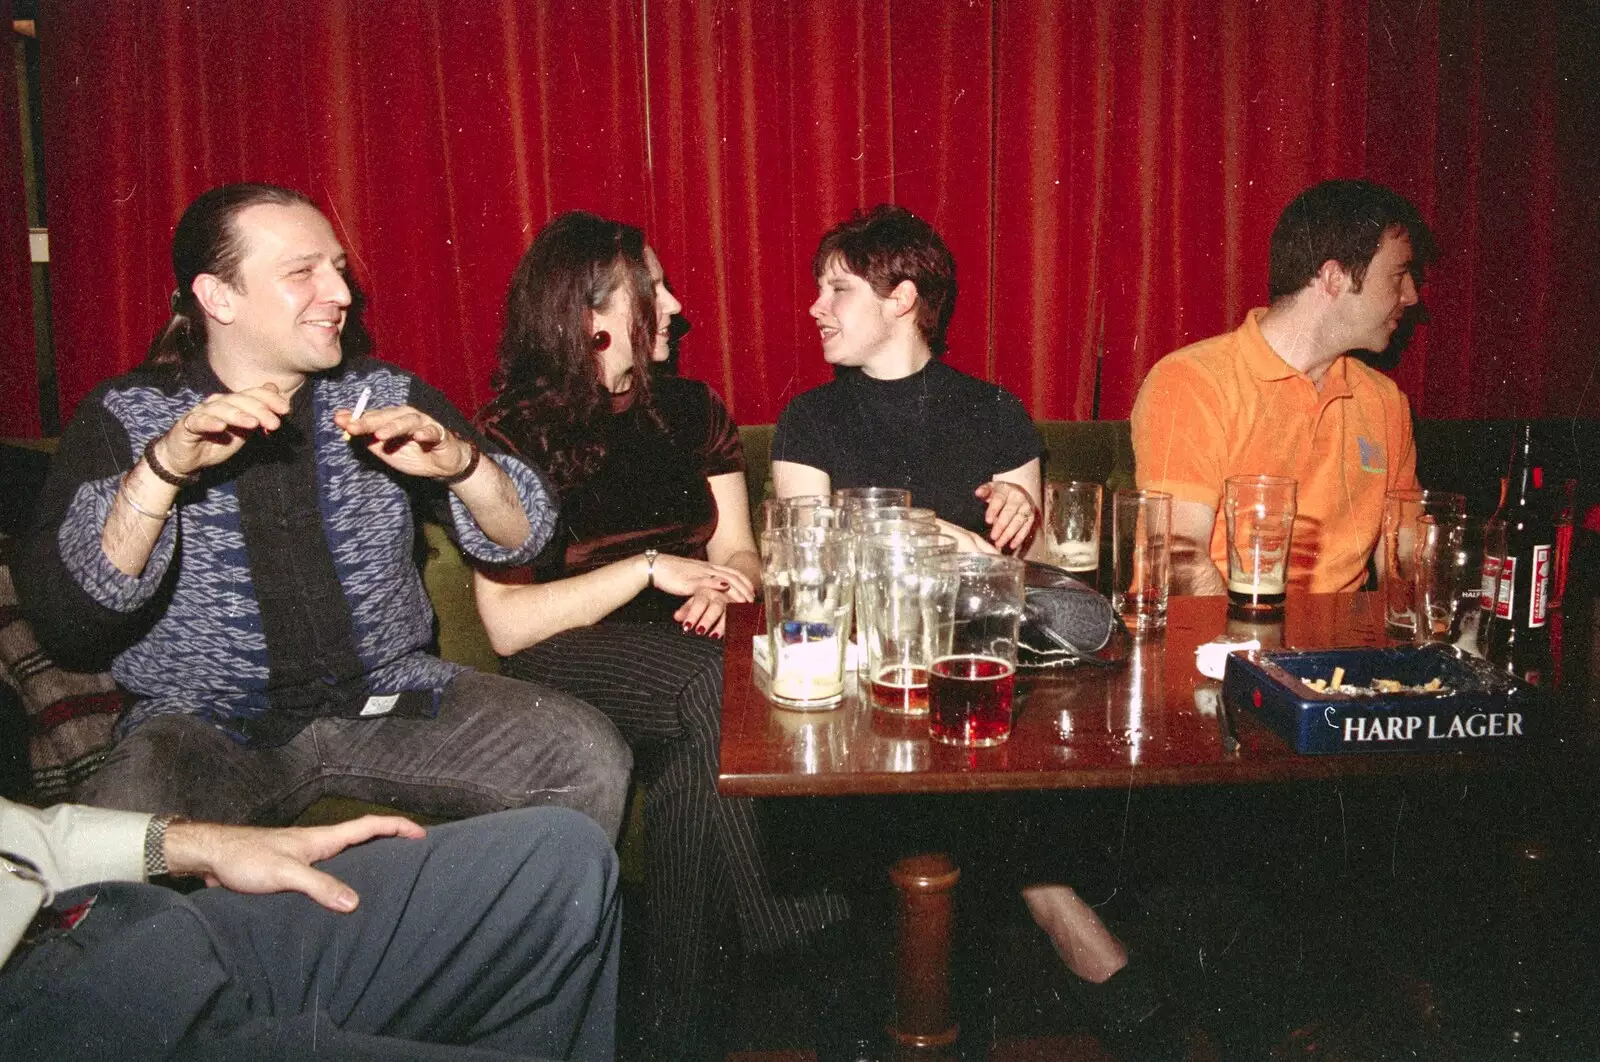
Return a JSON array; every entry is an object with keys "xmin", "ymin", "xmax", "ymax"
[
  {"xmin": 812, "ymin": 204, "xmax": 957, "ymax": 355},
  {"xmin": 1268, "ymin": 179, "xmax": 1439, "ymax": 300}
]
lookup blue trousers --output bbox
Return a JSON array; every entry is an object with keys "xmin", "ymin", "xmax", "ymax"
[{"xmin": 0, "ymin": 807, "xmax": 620, "ymax": 1061}]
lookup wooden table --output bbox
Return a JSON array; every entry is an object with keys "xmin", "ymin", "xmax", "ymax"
[{"xmin": 718, "ymin": 593, "xmax": 1549, "ymax": 1056}]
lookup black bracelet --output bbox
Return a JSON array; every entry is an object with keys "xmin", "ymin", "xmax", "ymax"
[
  {"xmin": 438, "ymin": 439, "xmax": 481, "ymax": 486},
  {"xmin": 143, "ymin": 437, "xmax": 200, "ymax": 488}
]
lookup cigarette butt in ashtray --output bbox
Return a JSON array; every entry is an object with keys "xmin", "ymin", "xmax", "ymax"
[{"xmin": 342, "ymin": 387, "xmax": 371, "ymax": 442}]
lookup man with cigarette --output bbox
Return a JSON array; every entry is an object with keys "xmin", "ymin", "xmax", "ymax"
[
  {"xmin": 18, "ymin": 183, "xmax": 631, "ymax": 839},
  {"xmin": 1131, "ymin": 179, "xmax": 1435, "ymax": 594}
]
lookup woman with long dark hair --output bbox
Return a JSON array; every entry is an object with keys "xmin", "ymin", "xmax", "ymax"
[{"xmin": 475, "ymin": 212, "xmax": 849, "ymax": 1061}]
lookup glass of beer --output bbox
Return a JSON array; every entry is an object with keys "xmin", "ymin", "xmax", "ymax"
[
  {"xmin": 1111, "ymin": 490, "xmax": 1172, "ymax": 634},
  {"xmin": 1045, "ymin": 481, "xmax": 1103, "ymax": 585},
  {"xmin": 922, "ymin": 553, "xmax": 1025, "ymax": 746},
  {"xmin": 762, "ymin": 526, "xmax": 854, "ymax": 710},
  {"xmin": 1223, "ymin": 474, "xmax": 1296, "ymax": 615},
  {"xmin": 858, "ymin": 532, "xmax": 959, "ymax": 714}
]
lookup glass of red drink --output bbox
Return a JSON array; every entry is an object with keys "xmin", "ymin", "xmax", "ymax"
[{"xmin": 923, "ymin": 554, "xmax": 1025, "ymax": 747}]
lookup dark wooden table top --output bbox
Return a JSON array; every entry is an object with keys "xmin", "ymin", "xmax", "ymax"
[{"xmin": 718, "ymin": 593, "xmax": 1549, "ymax": 798}]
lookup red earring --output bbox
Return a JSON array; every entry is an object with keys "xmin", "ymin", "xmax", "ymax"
[{"xmin": 591, "ymin": 330, "xmax": 612, "ymax": 352}]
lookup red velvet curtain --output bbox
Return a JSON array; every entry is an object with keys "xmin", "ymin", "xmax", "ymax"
[
  {"xmin": 1, "ymin": 0, "xmax": 41, "ymax": 437},
  {"xmin": 26, "ymin": 0, "xmax": 1600, "ymax": 435}
]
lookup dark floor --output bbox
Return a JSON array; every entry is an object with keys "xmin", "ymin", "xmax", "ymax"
[{"xmin": 618, "ymin": 774, "xmax": 1600, "ymax": 1061}]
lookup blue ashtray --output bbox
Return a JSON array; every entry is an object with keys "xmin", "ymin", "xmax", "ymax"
[{"xmin": 1221, "ymin": 644, "xmax": 1544, "ymax": 754}]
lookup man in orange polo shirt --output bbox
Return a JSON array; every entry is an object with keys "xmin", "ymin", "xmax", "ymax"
[{"xmin": 1131, "ymin": 179, "xmax": 1438, "ymax": 594}]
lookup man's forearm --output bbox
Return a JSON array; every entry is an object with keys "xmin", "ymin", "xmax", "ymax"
[
  {"xmin": 1174, "ymin": 551, "xmax": 1227, "ymax": 595},
  {"xmin": 449, "ymin": 455, "xmax": 534, "ymax": 550},
  {"xmin": 101, "ymin": 460, "xmax": 180, "ymax": 576}
]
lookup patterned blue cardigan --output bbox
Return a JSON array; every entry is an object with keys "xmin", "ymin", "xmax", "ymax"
[{"xmin": 18, "ymin": 357, "xmax": 556, "ymax": 745}]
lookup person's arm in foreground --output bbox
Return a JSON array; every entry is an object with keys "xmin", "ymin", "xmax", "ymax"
[{"xmin": 164, "ymin": 815, "xmax": 427, "ymax": 912}]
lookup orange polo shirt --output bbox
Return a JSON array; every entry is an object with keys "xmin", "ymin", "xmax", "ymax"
[{"xmin": 1130, "ymin": 309, "xmax": 1419, "ymax": 593}]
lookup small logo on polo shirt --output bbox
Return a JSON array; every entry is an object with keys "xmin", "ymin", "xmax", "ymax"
[{"xmin": 1358, "ymin": 437, "xmax": 1385, "ymax": 474}]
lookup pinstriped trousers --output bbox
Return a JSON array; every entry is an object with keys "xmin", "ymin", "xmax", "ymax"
[{"xmin": 503, "ymin": 622, "xmax": 850, "ymax": 1060}]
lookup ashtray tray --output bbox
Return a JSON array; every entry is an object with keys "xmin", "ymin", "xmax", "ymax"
[{"xmin": 1221, "ymin": 644, "xmax": 1544, "ymax": 754}]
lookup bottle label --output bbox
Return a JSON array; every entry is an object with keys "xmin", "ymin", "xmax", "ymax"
[
  {"xmin": 1480, "ymin": 555, "xmax": 1501, "ymax": 610},
  {"xmin": 1494, "ymin": 556, "xmax": 1515, "ymax": 619},
  {"xmin": 1529, "ymin": 544, "xmax": 1551, "ymax": 629}
]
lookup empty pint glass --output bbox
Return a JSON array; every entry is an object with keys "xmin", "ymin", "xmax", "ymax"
[
  {"xmin": 1383, "ymin": 489, "xmax": 1466, "ymax": 636},
  {"xmin": 1223, "ymin": 475, "xmax": 1296, "ymax": 615},
  {"xmin": 1045, "ymin": 481, "xmax": 1103, "ymax": 581},
  {"xmin": 1413, "ymin": 512, "xmax": 1467, "ymax": 643},
  {"xmin": 1111, "ymin": 490, "xmax": 1172, "ymax": 634},
  {"xmin": 858, "ymin": 532, "xmax": 958, "ymax": 714},
  {"xmin": 832, "ymin": 486, "xmax": 913, "ymax": 512},
  {"xmin": 763, "ymin": 526, "xmax": 854, "ymax": 710},
  {"xmin": 924, "ymin": 553, "xmax": 1025, "ymax": 746}
]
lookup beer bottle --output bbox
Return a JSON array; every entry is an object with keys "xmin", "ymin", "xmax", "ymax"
[{"xmin": 1483, "ymin": 423, "xmax": 1556, "ymax": 683}]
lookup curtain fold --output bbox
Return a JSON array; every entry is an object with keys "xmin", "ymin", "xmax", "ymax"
[
  {"xmin": 1, "ymin": 0, "xmax": 40, "ymax": 437},
  {"xmin": 26, "ymin": 0, "xmax": 1600, "ymax": 435}
]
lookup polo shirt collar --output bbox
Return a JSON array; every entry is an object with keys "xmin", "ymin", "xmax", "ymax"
[{"xmin": 1239, "ymin": 308, "xmax": 1353, "ymax": 401}]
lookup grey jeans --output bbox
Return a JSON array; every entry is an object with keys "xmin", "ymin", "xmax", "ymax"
[{"xmin": 76, "ymin": 670, "xmax": 632, "ymax": 840}]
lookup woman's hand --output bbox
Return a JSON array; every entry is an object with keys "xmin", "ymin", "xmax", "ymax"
[
  {"xmin": 935, "ymin": 518, "xmax": 999, "ymax": 555},
  {"xmin": 976, "ymin": 480, "xmax": 1038, "ymax": 553},
  {"xmin": 674, "ymin": 587, "xmax": 738, "ymax": 638},
  {"xmin": 649, "ymin": 555, "xmax": 756, "ymax": 638},
  {"xmin": 647, "ymin": 554, "xmax": 756, "ymax": 640}
]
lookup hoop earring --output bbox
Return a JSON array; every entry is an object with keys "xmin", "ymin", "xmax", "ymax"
[{"xmin": 590, "ymin": 330, "xmax": 612, "ymax": 352}]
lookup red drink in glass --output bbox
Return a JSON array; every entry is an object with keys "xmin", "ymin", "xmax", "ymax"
[
  {"xmin": 928, "ymin": 655, "xmax": 1015, "ymax": 747},
  {"xmin": 871, "ymin": 665, "xmax": 929, "ymax": 713}
]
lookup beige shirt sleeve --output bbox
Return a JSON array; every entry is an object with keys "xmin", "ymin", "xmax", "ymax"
[{"xmin": 1, "ymin": 798, "xmax": 151, "ymax": 964}]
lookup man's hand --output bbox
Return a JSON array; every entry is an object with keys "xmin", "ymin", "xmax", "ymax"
[
  {"xmin": 163, "ymin": 815, "xmax": 427, "ymax": 913},
  {"xmin": 976, "ymin": 480, "xmax": 1039, "ymax": 553},
  {"xmin": 1170, "ymin": 498, "xmax": 1228, "ymax": 595},
  {"xmin": 335, "ymin": 404, "xmax": 476, "ymax": 482},
  {"xmin": 155, "ymin": 384, "xmax": 294, "ymax": 476}
]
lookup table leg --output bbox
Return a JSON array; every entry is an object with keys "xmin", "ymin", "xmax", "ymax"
[{"xmin": 888, "ymin": 852, "xmax": 961, "ymax": 1058}]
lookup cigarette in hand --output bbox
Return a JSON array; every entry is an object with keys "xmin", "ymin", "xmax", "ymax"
[{"xmin": 342, "ymin": 387, "xmax": 372, "ymax": 442}]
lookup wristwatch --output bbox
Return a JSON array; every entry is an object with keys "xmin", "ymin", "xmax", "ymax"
[
  {"xmin": 644, "ymin": 549, "xmax": 659, "ymax": 588},
  {"xmin": 143, "ymin": 814, "xmax": 178, "ymax": 877}
]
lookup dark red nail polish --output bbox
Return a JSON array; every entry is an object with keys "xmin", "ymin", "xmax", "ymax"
[
  {"xmin": 682, "ymin": 623, "xmax": 692, "ymax": 632},
  {"xmin": 696, "ymin": 626, "xmax": 706, "ymax": 635}
]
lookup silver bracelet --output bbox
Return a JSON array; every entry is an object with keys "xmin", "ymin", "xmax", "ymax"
[
  {"xmin": 143, "ymin": 814, "xmax": 177, "ymax": 877},
  {"xmin": 644, "ymin": 549, "xmax": 659, "ymax": 588},
  {"xmin": 121, "ymin": 475, "xmax": 172, "ymax": 521}
]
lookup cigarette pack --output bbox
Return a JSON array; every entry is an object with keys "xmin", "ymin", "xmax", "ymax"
[{"xmin": 1221, "ymin": 644, "xmax": 1544, "ymax": 754}]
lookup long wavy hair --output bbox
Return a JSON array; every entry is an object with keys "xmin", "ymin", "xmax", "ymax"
[{"xmin": 479, "ymin": 211, "xmax": 659, "ymax": 494}]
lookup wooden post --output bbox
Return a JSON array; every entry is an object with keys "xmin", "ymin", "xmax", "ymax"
[{"xmin": 888, "ymin": 852, "xmax": 961, "ymax": 1059}]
